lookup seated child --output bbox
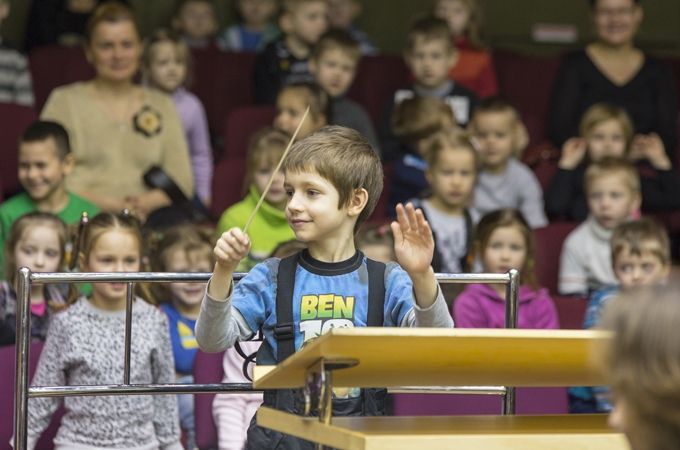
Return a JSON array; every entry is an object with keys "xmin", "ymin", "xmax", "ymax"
[
  {"xmin": 469, "ymin": 97, "xmax": 547, "ymax": 228},
  {"xmin": 23, "ymin": 212, "xmax": 180, "ymax": 449},
  {"xmin": 389, "ymin": 96, "xmax": 456, "ymax": 211},
  {"xmin": 598, "ymin": 285, "xmax": 680, "ymax": 450},
  {"xmin": 381, "ymin": 15, "xmax": 478, "ymax": 161},
  {"xmin": 327, "ymin": 0, "xmax": 377, "ymax": 55},
  {"xmin": 569, "ymin": 218, "xmax": 671, "ymax": 413},
  {"xmin": 310, "ymin": 29, "xmax": 379, "ymax": 150},
  {"xmin": 433, "ymin": 0, "xmax": 498, "ymax": 98},
  {"xmin": 217, "ymin": 128, "xmax": 296, "ymax": 270},
  {"xmin": 152, "ymin": 224, "xmax": 214, "ymax": 450},
  {"xmin": 454, "ymin": 209, "xmax": 559, "ymax": 329},
  {"xmin": 273, "ymin": 81, "xmax": 329, "ymax": 139},
  {"xmin": 0, "ymin": 121, "xmax": 99, "ymax": 275},
  {"xmin": 409, "ymin": 129, "xmax": 479, "ymax": 274},
  {"xmin": 254, "ymin": 0, "xmax": 328, "ymax": 104},
  {"xmin": 143, "ymin": 29, "xmax": 214, "ymax": 208},
  {"xmin": 0, "ymin": 0, "xmax": 34, "ymax": 106},
  {"xmin": 218, "ymin": 0, "xmax": 280, "ymax": 52},
  {"xmin": 0, "ymin": 213, "xmax": 69, "ymax": 346},
  {"xmin": 196, "ymin": 126, "xmax": 453, "ymax": 449},
  {"xmin": 173, "ymin": 0, "xmax": 219, "ymax": 49},
  {"xmin": 558, "ymin": 157, "xmax": 641, "ymax": 296},
  {"xmin": 356, "ymin": 222, "xmax": 395, "ymax": 263},
  {"xmin": 546, "ymin": 103, "xmax": 680, "ymax": 221}
]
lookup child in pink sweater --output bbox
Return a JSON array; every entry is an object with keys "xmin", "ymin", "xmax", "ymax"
[{"xmin": 454, "ymin": 209, "xmax": 559, "ymax": 329}]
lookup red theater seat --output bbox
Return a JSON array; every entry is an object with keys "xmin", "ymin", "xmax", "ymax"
[
  {"xmin": 553, "ymin": 295, "xmax": 588, "ymax": 329},
  {"xmin": 346, "ymin": 55, "xmax": 411, "ymax": 128},
  {"xmin": 221, "ymin": 106, "xmax": 277, "ymax": 161},
  {"xmin": 533, "ymin": 221, "xmax": 579, "ymax": 295},
  {"xmin": 211, "ymin": 157, "xmax": 247, "ymax": 218},
  {"xmin": 494, "ymin": 50, "xmax": 563, "ymax": 147},
  {"xmin": 29, "ymin": 45, "xmax": 95, "ymax": 111},
  {"xmin": 0, "ymin": 104, "xmax": 38, "ymax": 195},
  {"xmin": 190, "ymin": 49, "xmax": 256, "ymax": 138},
  {"xmin": 193, "ymin": 350, "xmax": 225, "ymax": 450},
  {"xmin": 0, "ymin": 342, "xmax": 63, "ymax": 450}
]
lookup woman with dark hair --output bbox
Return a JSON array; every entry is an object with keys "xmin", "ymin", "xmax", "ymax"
[
  {"xmin": 40, "ymin": 2, "xmax": 194, "ymax": 223},
  {"xmin": 548, "ymin": 0, "xmax": 677, "ymax": 163}
]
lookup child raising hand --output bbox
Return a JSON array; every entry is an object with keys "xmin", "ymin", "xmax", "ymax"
[{"xmin": 197, "ymin": 126, "xmax": 452, "ymax": 450}]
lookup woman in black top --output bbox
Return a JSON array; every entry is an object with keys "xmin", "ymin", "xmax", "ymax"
[{"xmin": 548, "ymin": 0, "xmax": 677, "ymax": 163}]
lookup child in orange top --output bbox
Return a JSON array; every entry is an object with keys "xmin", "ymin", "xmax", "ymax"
[{"xmin": 433, "ymin": 0, "xmax": 498, "ymax": 98}]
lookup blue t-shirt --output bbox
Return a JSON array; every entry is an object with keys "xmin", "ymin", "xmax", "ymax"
[
  {"xmin": 232, "ymin": 250, "xmax": 415, "ymax": 364},
  {"xmin": 239, "ymin": 27, "xmax": 263, "ymax": 52},
  {"xmin": 568, "ymin": 285, "xmax": 619, "ymax": 412},
  {"xmin": 160, "ymin": 303, "xmax": 198, "ymax": 375}
]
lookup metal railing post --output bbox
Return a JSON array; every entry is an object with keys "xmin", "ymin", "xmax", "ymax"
[
  {"xmin": 14, "ymin": 267, "xmax": 32, "ymax": 450},
  {"xmin": 123, "ymin": 282, "xmax": 135, "ymax": 384},
  {"xmin": 502, "ymin": 269, "xmax": 521, "ymax": 415}
]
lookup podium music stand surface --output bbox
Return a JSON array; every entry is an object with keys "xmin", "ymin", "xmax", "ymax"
[
  {"xmin": 253, "ymin": 328, "xmax": 627, "ymax": 450},
  {"xmin": 253, "ymin": 328, "xmax": 610, "ymax": 389}
]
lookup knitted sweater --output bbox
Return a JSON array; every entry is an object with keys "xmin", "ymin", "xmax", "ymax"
[
  {"xmin": 26, "ymin": 297, "xmax": 182, "ymax": 450},
  {"xmin": 40, "ymin": 82, "xmax": 194, "ymax": 201}
]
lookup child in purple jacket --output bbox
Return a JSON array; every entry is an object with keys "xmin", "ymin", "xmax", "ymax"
[{"xmin": 454, "ymin": 209, "xmax": 559, "ymax": 329}]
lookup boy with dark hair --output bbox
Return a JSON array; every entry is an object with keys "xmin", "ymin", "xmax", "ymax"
[
  {"xmin": 381, "ymin": 15, "xmax": 478, "ymax": 161},
  {"xmin": 0, "ymin": 121, "xmax": 99, "ymax": 274},
  {"xmin": 310, "ymin": 29, "xmax": 379, "ymax": 150},
  {"xmin": 254, "ymin": 0, "xmax": 329, "ymax": 104},
  {"xmin": 196, "ymin": 125, "xmax": 452, "ymax": 449}
]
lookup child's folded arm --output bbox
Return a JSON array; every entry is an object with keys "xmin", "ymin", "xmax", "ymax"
[{"xmin": 195, "ymin": 280, "xmax": 255, "ymax": 353}]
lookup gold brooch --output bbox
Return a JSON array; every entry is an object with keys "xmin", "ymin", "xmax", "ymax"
[{"xmin": 133, "ymin": 105, "xmax": 163, "ymax": 137}]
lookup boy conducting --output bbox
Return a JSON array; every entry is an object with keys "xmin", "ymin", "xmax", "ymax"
[{"xmin": 196, "ymin": 126, "xmax": 452, "ymax": 449}]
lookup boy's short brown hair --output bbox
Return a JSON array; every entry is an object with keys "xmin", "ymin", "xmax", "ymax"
[
  {"xmin": 405, "ymin": 15, "xmax": 453, "ymax": 54},
  {"xmin": 584, "ymin": 157, "xmax": 640, "ymax": 195},
  {"xmin": 311, "ymin": 29, "xmax": 361, "ymax": 63},
  {"xmin": 282, "ymin": 125, "xmax": 382, "ymax": 231},
  {"xmin": 471, "ymin": 96, "xmax": 521, "ymax": 124},
  {"xmin": 392, "ymin": 96, "xmax": 454, "ymax": 144},
  {"xmin": 611, "ymin": 218, "xmax": 671, "ymax": 267}
]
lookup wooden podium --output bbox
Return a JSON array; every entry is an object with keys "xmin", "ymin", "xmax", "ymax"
[{"xmin": 253, "ymin": 328, "xmax": 629, "ymax": 449}]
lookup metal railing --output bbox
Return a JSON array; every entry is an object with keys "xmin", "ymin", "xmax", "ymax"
[{"xmin": 13, "ymin": 268, "xmax": 519, "ymax": 450}]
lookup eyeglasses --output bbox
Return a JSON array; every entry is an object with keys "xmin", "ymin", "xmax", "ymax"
[{"xmin": 594, "ymin": 7, "xmax": 636, "ymax": 18}]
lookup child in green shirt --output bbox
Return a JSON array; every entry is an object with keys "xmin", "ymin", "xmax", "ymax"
[{"xmin": 0, "ymin": 121, "xmax": 99, "ymax": 276}]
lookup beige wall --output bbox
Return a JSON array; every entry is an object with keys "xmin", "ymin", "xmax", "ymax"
[{"xmin": 4, "ymin": 0, "xmax": 680, "ymax": 56}]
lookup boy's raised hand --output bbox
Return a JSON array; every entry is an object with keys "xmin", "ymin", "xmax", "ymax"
[
  {"xmin": 209, "ymin": 227, "xmax": 251, "ymax": 300},
  {"xmin": 391, "ymin": 203, "xmax": 434, "ymax": 275}
]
